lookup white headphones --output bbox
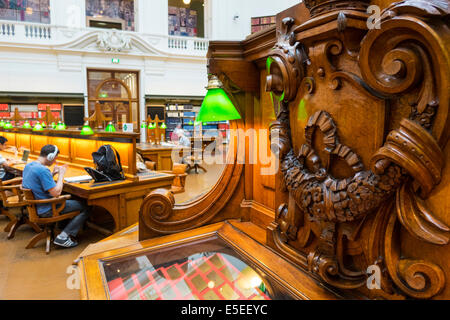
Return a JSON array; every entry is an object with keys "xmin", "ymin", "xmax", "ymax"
[{"xmin": 47, "ymin": 145, "xmax": 59, "ymax": 161}]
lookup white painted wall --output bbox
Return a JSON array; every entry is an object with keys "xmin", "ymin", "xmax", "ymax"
[{"xmin": 0, "ymin": 0, "xmax": 300, "ymax": 134}]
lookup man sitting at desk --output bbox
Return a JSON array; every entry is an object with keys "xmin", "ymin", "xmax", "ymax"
[
  {"xmin": 22, "ymin": 145, "xmax": 90, "ymax": 248},
  {"xmin": 0, "ymin": 136, "xmax": 19, "ymax": 181}
]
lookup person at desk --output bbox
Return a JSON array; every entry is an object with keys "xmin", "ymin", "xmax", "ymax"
[
  {"xmin": 171, "ymin": 124, "xmax": 183, "ymax": 143},
  {"xmin": 22, "ymin": 145, "xmax": 90, "ymax": 248},
  {"xmin": 0, "ymin": 136, "xmax": 19, "ymax": 181},
  {"xmin": 178, "ymin": 131, "xmax": 191, "ymax": 147}
]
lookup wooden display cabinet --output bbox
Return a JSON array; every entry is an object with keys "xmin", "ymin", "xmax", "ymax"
[{"xmin": 77, "ymin": 221, "xmax": 344, "ymax": 300}]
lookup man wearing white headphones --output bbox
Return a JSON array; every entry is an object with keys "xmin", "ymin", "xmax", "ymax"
[{"xmin": 22, "ymin": 145, "xmax": 90, "ymax": 248}]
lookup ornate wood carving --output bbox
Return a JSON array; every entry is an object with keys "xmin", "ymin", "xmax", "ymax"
[{"xmin": 266, "ymin": 0, "xmax": 450, "ymax": 299}]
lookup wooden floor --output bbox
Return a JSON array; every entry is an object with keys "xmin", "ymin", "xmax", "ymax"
[
  {"xmin": 0, "ymin": 163, "xmax": 228, "ymax": 300},
  {"xmin": 174, "ymin": 163, "xmax": 226, "ymax": 204}
]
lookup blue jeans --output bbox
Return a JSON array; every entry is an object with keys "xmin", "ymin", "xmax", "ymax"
[{"xmin": 39, "ymin": 200, "xmax": 90, "ymax": 237}]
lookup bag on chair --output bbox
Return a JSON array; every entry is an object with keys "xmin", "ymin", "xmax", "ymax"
[{"xmin": 85, "ymin": 145, "xmax": 126, "ymax": 182}]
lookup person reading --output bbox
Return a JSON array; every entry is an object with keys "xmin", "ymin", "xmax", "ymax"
[
  {"xmin": 22, "ymin": 145, "xmax": 90, "ymax": 248},
  {"xmin": 0, "ymin": 136, "xmax": 19, "ymax": 181}
]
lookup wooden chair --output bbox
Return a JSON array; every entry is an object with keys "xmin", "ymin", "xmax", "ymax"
[
  {"xmin": 22, "ymin": 189, "xmax": 81, "ymax": 254},
  {"xmin": 182, "ymin": 148, "xmax": 207, "ymax": 174},
  {"xmin": 0, "ymin": 177, "xmax": 41, "ymax": 239},
  {"xmin": 145, "ymin": 161, "xmax": 156, "ymax": 171},
  {"xmin": 160, "ymin": 163, "xmax": 188, "ymax": 194}
]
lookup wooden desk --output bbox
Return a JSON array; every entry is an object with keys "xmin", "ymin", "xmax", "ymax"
[
  {"xmin": 190, "ymin": 137, "xmax": 216, "ymax": 151},
  {"xmin": 0, "ymin": 148, "xmax": 174, "ymax": 233},
  {"xmin": 137, "ymin": 143, "xmax": 189, "ymax": 171}
]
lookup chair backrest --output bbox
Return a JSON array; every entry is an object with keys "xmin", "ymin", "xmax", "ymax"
[
  {"xmin": 21, "ymin": 189, "xmax": 77, "ymax": 224},
  {"xmin": 0, "ymin": 179, "xmax": 25, "ymax": 208},
  {"xmin": 0, "ymin": 180, "xmax": 9, "ymax": 206},
  {"xmin": 21, "ymin": 188, "xmax": 40, "ymax": 222}
]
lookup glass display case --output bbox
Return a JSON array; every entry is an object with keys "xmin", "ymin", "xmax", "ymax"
[
  {"xmin": 102, "ymin": 237, "xmax": 271, "ymax": 300},
  {"xmin": 77, "ymin": 222, "xmax": 329, "ymax": 300}
]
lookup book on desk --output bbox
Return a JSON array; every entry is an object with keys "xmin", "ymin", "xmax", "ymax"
[{"xmin": 64, "ymin": 175, "xmax": 93, "ymax": 184}]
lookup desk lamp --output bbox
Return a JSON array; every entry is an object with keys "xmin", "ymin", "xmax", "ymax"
[
  {"xmin": 32, "ymin": 121, "xmax": 44, "ymax": 131},
  {"xmin": 196, "ymin": 75, "xmax": 241, "ymax": 123},
  {"xmin": 81, "ymin": 122, "xmax": 94, "ymax": 136},
  {"xmin": 105, "ymin": 122, "xmax": 116, "ymax": 133}
]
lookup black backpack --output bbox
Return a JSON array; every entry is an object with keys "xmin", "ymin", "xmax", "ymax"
[{"xmin": 85, "ymin": 145, "xmax": 125, "ymax": 182}]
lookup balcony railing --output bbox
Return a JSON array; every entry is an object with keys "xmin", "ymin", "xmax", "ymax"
[
  {"xmin": 168, "ymin": 36, "xmax": 209, "ymax": 52},
  {"xmin": 0, "ymin": 21, "xmax": 208, "ymax": 57}
]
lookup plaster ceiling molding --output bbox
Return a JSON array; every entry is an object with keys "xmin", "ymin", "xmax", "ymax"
[{"xmin": 96, "ymin": 30, "xmax": 132, "ymax": 52}]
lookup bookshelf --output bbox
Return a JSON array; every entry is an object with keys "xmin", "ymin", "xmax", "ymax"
[
  {"xmin": 165, "ymin": 104, "xmax": 229, "ymax": 142},
  {"xmin": 0, "ymin": 103, "xmax": 62, "ymax": 126},
  {"xmin": 251, "ymin": 15, "xmax": 276, "ymax": 34}
]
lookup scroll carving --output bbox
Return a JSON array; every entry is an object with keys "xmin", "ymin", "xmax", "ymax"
[
  {"xmin": 266, "ymin": 0, "xmax": 450, "ymax": 299},
  {"xmin": 140, "ymin": 189, "xmax": 175, "ymax": 231},
  {"xmin": 139, "ymin": 73, "xmax": 245, "ymax": 240}
]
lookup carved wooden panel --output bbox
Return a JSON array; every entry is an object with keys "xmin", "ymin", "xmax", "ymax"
[{"xmin": 266, "ymin": 0, "xmax": 450, "ymax": 299}]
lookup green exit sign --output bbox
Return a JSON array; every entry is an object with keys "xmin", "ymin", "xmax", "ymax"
[{"xmin": 112, "ymin": 58, "xmax": 120, "ymax": 64}]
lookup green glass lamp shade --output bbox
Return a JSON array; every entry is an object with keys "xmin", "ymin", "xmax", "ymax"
[
  {"xmin": 80, "ymin": 123, "xmax": 94, "ymax": 136},
  {"xmin": 23, "ymin": 121, "xmax": 32, "ymax": 129},
  {"xmin": 197, "ymin": 87, "xmax": 241, "ymax": 123},
  {"xmin": 32, "ymin": 122, "xmax": 44, "ymax": 131},
  {"xmin": 55, "ymin": 122, "xmax": 66, "ymax": 130},
  {"xmin": 188, "ymin": 121, "xmax": 194, "ymax": 125},
  {"xmin": 4, "ymin": 121, "xmax": 13, "ymax": 129},
  {"xmin": 0, "ymin": 119, "xmax": 5, "ymax": 128},
  {"xmin": 141, "ymin": 122, "xmax": 147, "ymax": 129},
  {"xmin": 160, "ymin": 123, "xmax": 167, "ymax": 129},
  {"xmin": 51, "ymin": 122, "xmax": 56, "ymax": 129},
  {"xmin": 41, "ymin": 122, "xmax": 46, "ymax": 128},
  {"xmin": 105, "ymin": 122, "xmax": 116, "ymax": 133},
  {"xmin": 148, "ymin": 123, "xmax": 156, "ymax": 129}
]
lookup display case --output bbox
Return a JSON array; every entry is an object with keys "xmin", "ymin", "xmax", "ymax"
[{"xmin": 78, "ymin": 222, "xmax": 341, "ymax": 300}]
